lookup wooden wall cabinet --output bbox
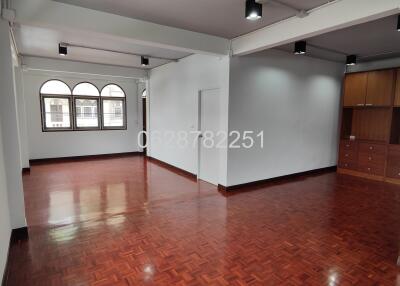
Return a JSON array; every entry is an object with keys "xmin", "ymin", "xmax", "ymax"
[
  {"xmin": 343, "ymin": 73, "xmax": 367, "ymax": 107},
  {"xmin": 343, "ymin": 69, "xmax": 395, "ymax": 107},
  {"xmin": 338, "ymin": 68, "xmax": 400, "ymax": 185},
  {"xmin": 366, "ymin": 69, "xmax": 395, "ymax": 106}
]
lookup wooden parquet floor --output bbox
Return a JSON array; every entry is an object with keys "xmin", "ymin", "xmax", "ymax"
[{"xmin": 5, "ymin": 155, "xmax": 400, "ymax": 285}]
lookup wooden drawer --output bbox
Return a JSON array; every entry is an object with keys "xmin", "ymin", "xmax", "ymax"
[
  {"xmin": 387, "ymin": 145, "xmax": 400, "ymax": 175},
  {"xmin": 339, "ymin": 149, "xmax": 357, "ymax": 163},
  {"xmin": 358, "ymin": 142, "xmax": 387, "ymax": 156},
  {"xmin": 358, "ymin": 152, "xmax": 386, "ymax": 166},
  {"xmin": 386, "ymin": 165, "xmax": 400, "ymax": 179},
  {"xmin": 340, "ymin": 140, "xmax": 357, "ymax": 152},
  {"xmin": 358, "ymin": 164, "xmax": 385, "ymax": 176},
  {"xmin": 338, "ymin": 161, "xmax": 357, "ymax": 170}
]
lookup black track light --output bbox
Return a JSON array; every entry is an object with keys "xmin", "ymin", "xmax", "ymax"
[
  {"xmin": 58, "ymin": 43, "xmax": 67, "ymax": 56},
  {"xmin": 397, "ymin": 15, "xmax": 400, "ymax": 31},
  {"xmin": 346, "ymin": 55, "xmax": 357, "ymax": 66},
  {"xmin": 245, "ymin": 0, "xmax": 262, "ymax": 20},
  {"xmin": 141, "ymin": 56, "xmax": 149, "ymax": 67},
  {"xmin": 294, "ymin": 41, "xmax": 306, "ymax": 55}
]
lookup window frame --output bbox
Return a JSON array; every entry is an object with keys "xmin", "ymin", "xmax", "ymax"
[
  {"xmin": 40, "ymin": 94, "xmax": 74, "ymax": 132},
  {"xmin": 73, "ymin": 95, "xmax": 101, "ymax": 131},
  {"xmin": 40, "ymin": 80, "xmax": 74, "ymax": 132},
  {"xmin": 100, "ymin": 84, "xmax": 127, "ymax": 130},
  {"xmin": 72, "ymin": 82, "xmax": 101, "ymax": 131},
  {"xmin": 39, "ymin": 80, "xmax": 128, "ymax": 132}
]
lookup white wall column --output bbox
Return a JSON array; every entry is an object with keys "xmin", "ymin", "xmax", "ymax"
[{"xmin": 0, "ymin": 19, "xmax": 27, "ymax": 228}]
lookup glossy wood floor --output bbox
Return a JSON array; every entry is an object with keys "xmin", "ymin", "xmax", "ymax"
[{"xmin": 6, "ymin": 155, "xmax": 400, "ymax": 285}]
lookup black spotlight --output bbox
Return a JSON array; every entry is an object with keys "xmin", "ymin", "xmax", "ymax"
[
  {"xmin": 346, "ymin": 55, "xmax": 357, "ymax": 66},
  {"xmin": 294, "ymin": 41, "xmax": 306, "ymax": 55},
  {"xmin": 141, "ymin": 56, "xmax": 149, "ymax": 67},
  {"xmin": 58, "ymin": 43, "xmax": 67, "ymax": 56},
  {"xmin": 397, "ymin": 15, "xmax": 400, "ymax": 31},
  {"xmin": 245, "ymin": 0, "xmax": 262, "ymax": 20}
]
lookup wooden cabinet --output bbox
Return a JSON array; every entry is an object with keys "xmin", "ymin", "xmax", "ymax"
[
  {"xmin": 351, "ymin": 108, "xmax": 391, "ymax": 142},
  {"xmin": 366, "ymin": 69, "xmax": 395, "ymax": 106},
  {"xmin": 338, "ymin": 140, "xmax": 358, "ymax": 170},
  {"xmin": 343, "ymin": 69, "xmax": 395, "ymax": 107},
  {"xmin": 358, "ymin": 143, "xmax": 386, "ymax": 175},
  {"xmin": 386, "ymin": 145, "xmax": 400, "ymax": 179},
  {"xmin": 395, "ymin": 69, "xmax": 400, "ymax": 106},
  {"xmin": 343, "ymin": 73, "xmax": 367, "ymax": 107},
  {"xmin": 339, "ymin": 68, "xmax": 400, "ymax": 184},
  {"xmin": 357, "ymin": 143, "xmax": 386, "ymax": 176}
]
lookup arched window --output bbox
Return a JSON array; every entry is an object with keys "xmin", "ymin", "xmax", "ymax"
[
  {"xmin": 40, "ymin": 80, "xmax": 72, "ymax": 131},
  {"xmin": 72, "ymin": 82, "xmax": 100, "ymax": 130},
  {"xmin": 101, "ymin": 84, "xmax": 126, "ymax": 129},
  {"xmin": 72, "ymin": 82, "xmax": 100, "ymax": 96},
  {"xmin": 39, "ymin": 80, "xmax": 128, "ymax": 131},
  {"xmin": 141, "ymin": 89, "xmax": 147, "ymax": 98},
  {"xmin": 40, "ymin": 80, "xmax": 71, "ymax": 95},
  {"xmin": 101, "ymin": 84, "xmax": 125, "ymax": 98}
]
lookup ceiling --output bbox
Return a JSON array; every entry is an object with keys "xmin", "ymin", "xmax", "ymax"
[
  {"xmin": 276, "ymin": 15, "xmax": 400, "ymax": 64},
  {"xmin": 13, "ymin": 25, "xmax": 191, "ymax": 69},
  {"xmin": 55, "ymin": 0, "xmax": 331, "ymax": 39}
]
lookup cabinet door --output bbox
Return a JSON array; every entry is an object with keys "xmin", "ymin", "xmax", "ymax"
[
  {"xmin": 366, "ymin": 69, "xmax": 395, "ymax": 106},
  {"xmin": 343, "ymin": 73, "xmax": 367, "ymax": 107},
  {"xmin": 395, "ymin": 69, "xmax": 400, "ymax": 106}
]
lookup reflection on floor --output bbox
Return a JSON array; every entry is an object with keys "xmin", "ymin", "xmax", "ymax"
[{"xmin": 5, "ymin": 155, "xmax": 400, "ymax": 285}]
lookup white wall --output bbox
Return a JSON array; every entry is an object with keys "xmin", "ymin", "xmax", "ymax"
[
  {"xmin": 14, "ymin": 66, "xmax": 30, "ymax": 168},
  {"xmin": 227, "ymin": 49, "xmax": 344, "ymax": 186},
  {"xmin": 346, "ymin": 56, "xmax": 400, "ymax": 73},
  {"xmin": 22, "ymin": 57, "xmax": 147, "ymax": 159},
  {"xmin": 0, "ymin": 19, "xmax": 26, "ymax": 229},
  {"xmin": 149, "ymin": 54, "xmax": 230, "ymax": 185},
  {"xmin": 0, "ymin": 118, "xmax": 11, "ymax": 286}
]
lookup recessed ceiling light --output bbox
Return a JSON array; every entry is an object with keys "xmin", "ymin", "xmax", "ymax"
[
  {"xmin": 58, "ymin": 43, "xmax": 67, "ymax": 56},
  {"xmin": 246, "ymin": 0, "xmax": 262, "ymax": 20},
  {"xmin": 141, "ymin": 56, "xmax": 149, "ymax": 67},
  {"xmin": 397, "ymin": 15, "xmax": 400, "ymax": 31},
  {"xmin": 294, "ymin": 41, "xmax": 306, "ymax": 55},
  {"xmin": 346, "ymin": 55, "xmax": 357, "ymax": 66}
]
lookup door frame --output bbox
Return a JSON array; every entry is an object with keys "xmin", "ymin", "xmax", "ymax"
[{"xmin": 196, "ymin": 88, "xmax": 220, "ymax": 183}]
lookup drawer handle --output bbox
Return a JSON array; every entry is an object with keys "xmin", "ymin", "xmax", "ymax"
[
  {"xmin": 346, "ymin": 144, "xmax": 350, "ymax": 147},
  {"xmin": 368, "ymin": 157, "xmax": 372, "ymax": 161},
  {"xmin": 367, "ymin": 168, "xmax": 371, "ymax": 171},
  {"xmin": 344, "ymin": 163, "xmax": 348, "ymax": 167},
  {"xmin": 345, "ymin": 154, "xmax": 349, "ymax": 157},
  {"xmin": 369, "ymin": 146, "xmax": 373, "ymax": 150},
  {"xmin": 357, "ymin": 103, "xmax": 364, "ymax": 106}
]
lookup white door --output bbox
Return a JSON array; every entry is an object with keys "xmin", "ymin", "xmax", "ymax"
[{"xmin": 198, "ymin": 89, "xmax": 220, "ymax": 185}]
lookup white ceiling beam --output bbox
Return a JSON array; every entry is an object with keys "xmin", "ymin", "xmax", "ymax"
[
  {"xmin": 11, "ymin": 0, "xmax": 230, "ymax": 56},
  {"xmin": 231, "ymin": 0, "xmax": 400, "ymax": 56}
]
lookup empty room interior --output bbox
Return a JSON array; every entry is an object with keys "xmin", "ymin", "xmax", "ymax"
[{"xmin": 1, "ymin": 0, "xmax": 400, "ymax": 285}]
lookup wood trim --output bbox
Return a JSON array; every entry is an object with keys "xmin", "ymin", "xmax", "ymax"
[
  {"xmin": 2, "ymin": 227, "xmax": 29, "ymax": 286},
  {"xmin": 219, "ymin": 166, "xmax": 337, "ymax": 192},
  {"xmin": 29, "ymin": 152, "xmax": 143, "ymax": 165},
  {"xmin": 384, "ymin": 177, "xmax": 400, "ymax": 185},
  {"xmin": 337, "ymin": 167, "xmax": 385, "ymax": 181},
  {"xmin": 147, "ymin": 156, "xmax": 197, "ymax": 180},
  {"xmin": 21, "ymin": 168, "xmax": 30, "ymax": 175}
]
